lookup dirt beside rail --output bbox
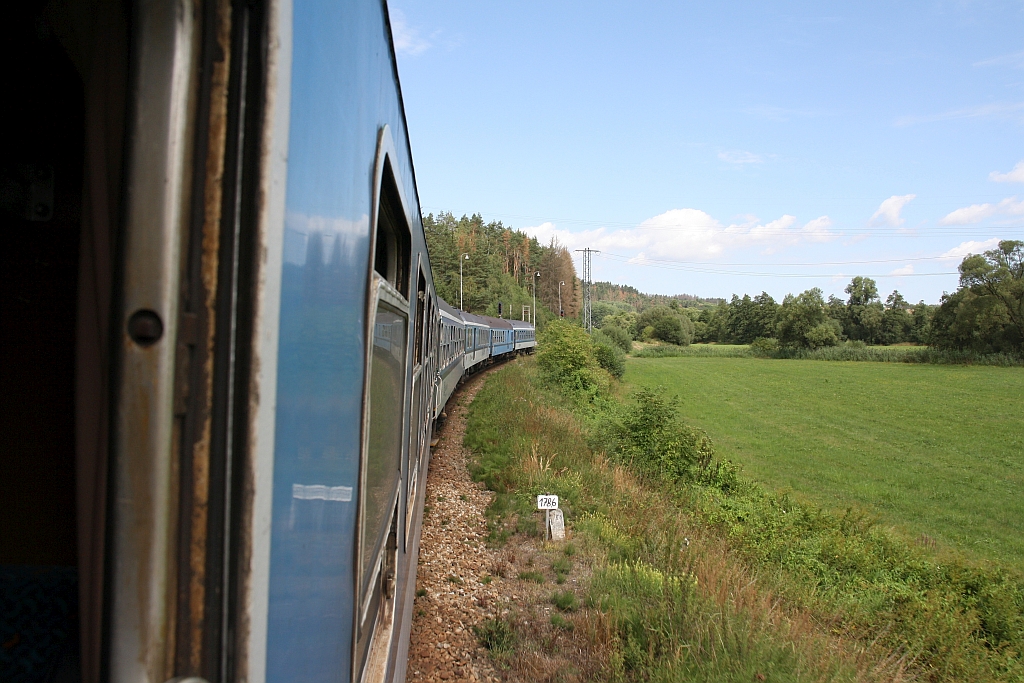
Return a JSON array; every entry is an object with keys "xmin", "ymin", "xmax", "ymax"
[{"xmin": 406, "ymin": 371, "xmax": 503, "ymax": 683}]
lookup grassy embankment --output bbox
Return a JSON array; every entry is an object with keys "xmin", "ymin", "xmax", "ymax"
[
  {"xmin": 465, "ymin": 324, "xmax": 1024, "ymax": 682},
  {"xmin": 626, "ymin": 357, "xmax": 1024, "ymax": 564}
]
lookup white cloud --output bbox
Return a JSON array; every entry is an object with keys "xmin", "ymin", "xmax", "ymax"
[
  {"xmin": 870, "ymin": 194, "xmax": 916, "ymax": 226},
  {"xmin": 390, "ymin": 9, "xmax": 432, "ymax": 56},
  {"xmin": 890, "ymin": 264, "xmax": 915, "ymax": 276},
  {"xmin": 895, "ymin": 102, "xmax": 1024, "ymax": 126},
  {"xmin": 801, "ymin": 215, "xmax": 835, "ymax": 242},
  {"xmin": 939, "ymin": 197, "xmax": 1024, "ymax": 225},
  {"xmin": 940, "ymin": 203, "xmax": 997, "ymax": 225},
  {"xmin": 939, "ymin": 238, "xmax": 1001, "ymax": 261},
  {"xmin": 990, "ymin": 160, "xmax": 1024, "ymax": 183},
  {"xmin": 718, "ymin": 150, "xmax": 763, "ymax": 164},
  {"xmin": 521, "ymin": 208, "xmax": 838, "ymax": 262}
]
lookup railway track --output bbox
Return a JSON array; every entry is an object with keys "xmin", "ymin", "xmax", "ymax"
[{"xmin": 406, "ymin": 370, "xmax": 504, "ymax": 682}]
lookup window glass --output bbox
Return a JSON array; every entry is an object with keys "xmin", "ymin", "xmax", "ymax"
[{"xmin": 360, "ymin": 298, "xmax": 405, "ymax": 600}]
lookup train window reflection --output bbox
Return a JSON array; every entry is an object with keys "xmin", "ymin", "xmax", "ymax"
[{"xmin": 361, "ymin": 301, "xmax": 405, "ymax": 602}]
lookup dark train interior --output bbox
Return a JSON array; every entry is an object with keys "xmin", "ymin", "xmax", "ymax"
[{"xmin": 1, "ymin": 2, "xmax": 126, "ymax": 681}]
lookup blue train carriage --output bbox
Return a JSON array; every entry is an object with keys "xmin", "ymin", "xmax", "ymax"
[
  {"xmin": 460, "ymin": 310, "xmax": 493, "ymax": 374},
  {"xmin": 435, "ymin": 299, "xmax": 467, "ymax": 419},
  {"xmin": 485, "ymin": 316, "xmax": 516, "ymax": 357},
  {"xmin": 0, "ymin": 1, "xmax": 443, "ymax": 683},
  {"xmin": 510, "ymin": 319, "xmax": 537, "ymax": 353}
]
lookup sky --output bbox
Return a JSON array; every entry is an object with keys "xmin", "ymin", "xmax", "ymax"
[{"xmin": 390, "ymin": 0, "xmax": 1024, "ymax": 304}]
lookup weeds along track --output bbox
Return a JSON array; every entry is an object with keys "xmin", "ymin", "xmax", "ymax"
[{"xmin": 407, "ymin": 361, "xmax": 602, "ymax": 683}]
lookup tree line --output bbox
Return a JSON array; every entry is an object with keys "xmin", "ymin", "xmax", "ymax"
[{"xmin": 589, "ymin": 240, "xmax": 1023, "ymax": 354}]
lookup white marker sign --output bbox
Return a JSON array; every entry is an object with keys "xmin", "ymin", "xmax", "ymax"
[
  {"xmin": 536, "ymin": 494, "xmax": 559, "ymax": 510},
  {"xmin": 548, "ymin": 509, "xmax": 565, "ymax": 541}
]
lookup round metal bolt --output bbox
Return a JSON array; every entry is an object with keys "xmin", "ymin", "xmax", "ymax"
[{"xmin": 128, "ymin": 309, "xmax": 164, "ymax": 346}]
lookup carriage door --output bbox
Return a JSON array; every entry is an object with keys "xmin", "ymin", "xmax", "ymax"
[
  {"xmin": 407, "ymin": 267, "xmax": 428, "ymax": 547},
  {"xmin": 357, "ymin": 146, "xmax": 411, "ymax": 683}
]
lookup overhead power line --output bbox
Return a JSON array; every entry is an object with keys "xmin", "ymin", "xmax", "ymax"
[{"xmin": 595, "ymin": 252, "xmax": 958, "ymax": 279}]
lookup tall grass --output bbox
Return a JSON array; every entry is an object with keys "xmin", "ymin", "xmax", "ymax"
[
  {"xmin": 632, "ymin": 344, "xmax": 753, "ymax": 359},
  {"xmin": 775, "ymin": 345, "xmax": 1024, "ymax": 365},
  {"xmin": 631, "ymin": 343, "xmax": 1024, "ymax": 366}
]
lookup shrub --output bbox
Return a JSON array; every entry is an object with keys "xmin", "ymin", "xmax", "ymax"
[
  {"xmin": 614, "ymin": 388, "xmax": 737, "ymax": 490},
  {"xmin": 637, "ymin": 306, "xmax": 694, "ymax": 345},
  {"xmin": 474, "ymin": 617, "xmax": 516, "ymax": 655},
  {"xmin": 550, "ymin": 613, "xmax": 574, "ymax": 630},
  {"xmin": 599, "ymin": 324, "xmax": 633, "ymax": 352},
  {"xmin": 592, "ymin": 331, "xmax": 626, "ymax": 378},
  {"xmin": 749, "ymin": 337, "xmax": 779, "ymax": 357},
  {"xmin": 536, "ymin": 319, "xmax": 607, "ymax": 398},
  {"xmin": 518, "ymin": 570, "xmax": 545, "ymax": 583},
  {"xmin": 653, "ymin": 315, "xmax": 687, "ymax": 345},
  {"xmin": 551, "ymin": 590, "xmax": 578, "ymax": 611},
  {"xmin": 804, "ymin": 321, "xmax": 841, "ymax": 349}
]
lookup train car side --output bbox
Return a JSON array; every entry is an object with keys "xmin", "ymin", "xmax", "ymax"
[
  {"xmin": 435, "ymin": 300, "xmax": 467, "ymax": 419},
  {"xmin": 510, "ymin": 319, "xmax": 537, "ymax": 353},
  {"xmin": 459, "ymin": 311, "xmax": 492, "ymax": 374},
  {"xmin": 483, "ymin": 317, "xmax": 515, "ymax": 357}
]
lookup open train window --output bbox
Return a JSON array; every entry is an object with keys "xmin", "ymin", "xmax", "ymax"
[
  {"xmin": 414, "ymin": 269, "xmax": 426, "ymax": 365},
  {"xmin": 373, "ymin": 159, "xmax": 410, "ymax": 298}
]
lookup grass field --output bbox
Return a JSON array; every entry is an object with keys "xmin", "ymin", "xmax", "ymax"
[{"xmin": 626, "ymin": 357, "xmax": 1024, "ymax": 564}]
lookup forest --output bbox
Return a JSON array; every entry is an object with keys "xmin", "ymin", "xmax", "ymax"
[{"xmin": 422, "ymin": 212, "xmax": 580, "ymax": 324}]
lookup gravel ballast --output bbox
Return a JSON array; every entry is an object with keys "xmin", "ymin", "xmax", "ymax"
[{"xmin": 406, "ymin": 371, "xmax": 505, "ymax": 683}]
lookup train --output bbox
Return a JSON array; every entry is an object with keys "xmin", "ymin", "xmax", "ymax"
[{"xmin": 0, "ymin": 2, "xmax": 532, "ymax": 683}]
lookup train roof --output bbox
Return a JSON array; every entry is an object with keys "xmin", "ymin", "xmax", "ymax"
[
  {"xmin": 478, "ymin": 315, "xmax": 513, "ymax": 330},
  {"xmin": 437, "ymin": 298, "xmax": 463, "ymax": 322},
  {"xmin": 509, "ymin": 319, "xmax": 535, "ymax": 329},
  {"xmin": 459, "ymin": 310, "xmax": 490, "ymax": 327}
]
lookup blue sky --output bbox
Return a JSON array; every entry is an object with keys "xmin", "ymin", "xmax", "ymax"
[{"xmin": 391, "ymin": 1, "xmax": 1024, "ymax": 304}]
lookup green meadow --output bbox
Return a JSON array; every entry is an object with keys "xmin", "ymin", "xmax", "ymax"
[{"xmin": 625, "ymin": 357, "xmax": 1024, "ymax": 564}]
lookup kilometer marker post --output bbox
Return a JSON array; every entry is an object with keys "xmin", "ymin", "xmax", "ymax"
[{"xmin": 537, "ymin": 494, "xmax": 559, "ymax": 541}]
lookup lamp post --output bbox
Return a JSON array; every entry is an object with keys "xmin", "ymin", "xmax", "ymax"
[
  {"xmin": 459, "ymin": 253, "xmax": 469, "ymax": 310},
  {"xmin": 558, "ymin": 281, "xmax": 565, "ymax": 317},
  {"xmin": 532, "ymin": 271, "xmax": 540, "ymax": 324}
]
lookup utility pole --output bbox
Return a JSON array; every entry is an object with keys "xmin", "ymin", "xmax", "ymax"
[
  {"xmin": 558, "ymin": 281, "xmax": 565, "ymax": 317},
  {"xmin": 574, "ymin": 248, "xmax": 598, "ymax": 333},
  {"xmin": 532, "ymin": 270, "xmax": 540, "ymax": 324},
  {"xmin": 459, "ymin": 253, "xmax": 469, "ymax": 310}
]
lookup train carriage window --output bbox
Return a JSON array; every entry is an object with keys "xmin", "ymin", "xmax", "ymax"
[
  {"xmin": 414, "ymin": 270, "xmax": 426, "ymax": 365},
  {"xmin": 373, "ymin": 160, "xmax": 410, "ymax": 298},
  {"xmin": 357, "ymin": 144, "xmax": 413, "ymax": 678}
]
